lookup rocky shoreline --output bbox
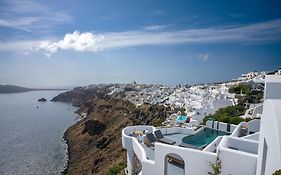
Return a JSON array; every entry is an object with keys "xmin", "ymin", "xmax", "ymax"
[
  {"xmin": 61, "ymin": 127, "xmax": 71, "ymax": 175},
  {"xmin": 61, "ymin": 110, "xmax": 87, "ymax": 175}
]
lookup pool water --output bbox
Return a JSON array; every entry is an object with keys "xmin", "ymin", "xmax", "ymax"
[
  {"xmin": 182, "ymin": 128, "xmax": 229, "ymax": 148},
  {"xmin": 176, "ymin": 115, "xmax": 187, "ymax": 123}
]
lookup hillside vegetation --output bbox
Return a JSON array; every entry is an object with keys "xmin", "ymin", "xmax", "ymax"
[
  {"xmin": 203, "ymin": 105, "xmax": 250, "ymax": 125},
  {"xmin": 204, "ymin": 83, "xmax": 263, "ymax": 125}
]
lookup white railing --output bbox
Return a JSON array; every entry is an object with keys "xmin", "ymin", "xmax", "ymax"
[
  {"xmin": 122, "ymin": 125, "xmax": 155, "ymax": 150},
  {"xmin": 159, "ymin": 126, "xmax": 194, "ymax": 135},
  {"xmin": 242, "ymin": 132, "xmax": 259, "ymax": 141},
  {"xmin": 248, "ymin": 119, "xmax": 260, "ymax": 134},
  {"xmin": 219, "ymin": 136, "xmax": 259, "ymax": 155},
  {"xmin": 219, "ymin": 146, "xmax": 257, "ymax": 175},
  {"xmin": 218, "ymin": 136, "xmax": 258, "ymax": 174},
  {"xmin": 231, "ymin": 122, "xmax": 248, "ymax": 137},
  {"xmin": 122, "ymin": 126, "xmax": 156, "ymax": 175},
  {"xmin": 203, "ymin": 136, "xmax": 223, "ymax": 152},
  {"xmin": 206, "ymin": 120, "xmax": 237, "ymax": 133}
]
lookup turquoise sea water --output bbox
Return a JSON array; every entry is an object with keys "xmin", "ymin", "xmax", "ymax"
[
  {"xmin": 182, "ymin": 127, "xmax": 229, "ymax": 148},
  {"xmin": 0, "ymin": 91, "xmax": 77, "ymax": 175}
]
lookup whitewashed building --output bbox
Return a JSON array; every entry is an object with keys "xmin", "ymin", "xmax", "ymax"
[{"xmin": 122, "ymin": 75, "xmax": 281, "ymax": 175}]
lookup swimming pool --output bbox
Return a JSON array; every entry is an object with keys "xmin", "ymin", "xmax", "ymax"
[
  {"xmin": 182, "ymin": 127, "xmax": 229, "ymax": 148},
  {"xmin": 176, "ymin": 115, "xmax": 187, "ymax": 123}
]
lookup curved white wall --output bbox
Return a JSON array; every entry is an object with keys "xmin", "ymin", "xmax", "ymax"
[{"xmin": 256, "ymin": 100, "xmax": 281, "ymax": 175}]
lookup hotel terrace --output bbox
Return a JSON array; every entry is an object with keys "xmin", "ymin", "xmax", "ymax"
[{"xmin": 122, "ymin": 75, "xmax": 281, "ymax": 175}]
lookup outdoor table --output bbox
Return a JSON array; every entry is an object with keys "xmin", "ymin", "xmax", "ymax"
[{"xmin": 134, "ymin": 130, "xmax": 144, "ymax": 142}]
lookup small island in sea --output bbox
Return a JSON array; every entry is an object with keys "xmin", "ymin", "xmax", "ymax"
[{"xmin": 38, "ymin": 98, "xmax": 47, "ymax": 102}]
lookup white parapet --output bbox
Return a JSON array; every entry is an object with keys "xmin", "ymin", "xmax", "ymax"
[
  {"xmin": 256, "ymin": 75, "xmax": 281, "ymax": 175},
  {"xmin": 264, "ymin": 75, "xmax": 281, "ymax": 100}
]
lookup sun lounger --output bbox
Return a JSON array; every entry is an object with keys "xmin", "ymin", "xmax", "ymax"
[
  {"xmin": 154, "ymin": 130, "xmax": 176, "ymax": 145},
  {"xmin": 144, "ymin": 133, "xmax": 156, "ymax": 147}
]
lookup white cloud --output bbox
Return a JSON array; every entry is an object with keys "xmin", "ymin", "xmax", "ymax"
[
  {"xmin": 0, "ymin": 0, "xmax": 72, "ymax": 32},
  {"xmin": 1, "ymin": 19, "xmax": 281, "ymax": 56},
  {"xmin": 143, "ymin": 25, "xmax": 169, "ymax": 31},
  {"xmin": 197, "ymin": 53, "xmax": 209, "ymax": 61},
  {"xmin": 38, "ymin": 31, "xmax": 104, "ymax": 56}
]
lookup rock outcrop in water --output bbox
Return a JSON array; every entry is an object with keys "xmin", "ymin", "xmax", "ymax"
[
  {"xmin": 38, "ymin": 98, "xmax": 47, "ymax": 102},
  {"xmin": 53, "ymin": 86, "xmax": 169, "ymax": 175}
]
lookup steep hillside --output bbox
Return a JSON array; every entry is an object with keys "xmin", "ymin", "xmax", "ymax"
[
  {"xmin": 56, "ymin": 90, "xmax": 168, "ymax": 175},
  {"xmin": 0, "ymin": 85, "xmax": 31, "ymax": 93}
]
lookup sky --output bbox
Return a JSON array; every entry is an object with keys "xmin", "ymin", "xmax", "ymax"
[{"xmin": 0, "ymin": 0, "xmax": 281, "ymax": 88}]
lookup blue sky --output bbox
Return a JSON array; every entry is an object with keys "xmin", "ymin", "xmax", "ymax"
[{"xmin": 0, "ymin": 0, "xmax": 281, "ymax": 88}]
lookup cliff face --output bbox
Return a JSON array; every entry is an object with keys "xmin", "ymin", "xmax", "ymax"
[
  {"xmin": 51, "ymin": 87, "xmax": 109, "ymax": 107},
  {"xmin": 56, "ymin": 89, "xmax": 168, "ymax": 175}
]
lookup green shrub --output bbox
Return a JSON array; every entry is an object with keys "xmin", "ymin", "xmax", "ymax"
[
  {"xmin": 229, "ymin": 84, "xmax": 252, "ymax": 95},
  {"xmin": 106, "ymin": 162, "xmax": 126, "ymax": 175},
  {"xmin": 273, "ymin": 169, "xmax": 281, "ymax": 175},
  {"xmin": 153, "ymin": 117, "xmax": 165, "ymax": 127},
  {"xmin": 208, "ymin": 152, "xmax": 222, "ymax": 175},
  {"xmin": 229, "ymin": 84, "xmax": 264, "ymax": 104},
  {"xmin": 203, "ymin": 105, "xmax": 248, "ymax": 125}
]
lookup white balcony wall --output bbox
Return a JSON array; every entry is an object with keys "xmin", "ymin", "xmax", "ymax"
[
  {"xmin": 256, "ymin": 99, "xmax": 281, "ymax": 175},
  {"xmin": 248, "ymin": 119, "xmax": 260, "ymax": 134},
  {"xmin": 159, "ymin": 127, "xmax": 194, "ymax": 135},
  {"xmin": 218, "ymin": 122, "xmax": 227, "ymax": 132},
  {"xmin": 219, "ymin": 137, "xmax": 259, "ymax": 155},
  {"xmin": 151, "ymin": 143, "xmax": 217, "ymax": 175},
  {"xmin": 203, "ymin": 136, "xmax": 223, "ymax": 153},
  {"xmin": 219, "ymin": 147, "xmax": 257, "ymax": 175},
  {"xmin": 231, "ymin": 122, "xmax": 248, "ymax": 137},
  {"xmin": 242, "ymin": 132, "xmax": 260, "ymax": 141},
  {"xmin": 205, "ymin": 120, "xmax": 237, "ymax": 133},
  {"xmin": 252, "ymin": 104, "xmax": 263, "ymax": 118}
]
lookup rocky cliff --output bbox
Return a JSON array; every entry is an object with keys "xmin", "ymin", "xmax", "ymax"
[{"xmin": 53, "ymin": 87, "xmax": 168, "ymax": 175}]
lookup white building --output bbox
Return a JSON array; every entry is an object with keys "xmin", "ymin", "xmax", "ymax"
[
  {"xmin": 122, "ymin": 75, "xmax": 281, "ymax": 175},
  {"xmin": 238, "ymin": 72, "xmax": 259, "ymax": 81}
]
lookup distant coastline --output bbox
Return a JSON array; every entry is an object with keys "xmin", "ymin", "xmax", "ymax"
[{"xmin": 0, "ymin": 85, "xmax": 69, "ymax": 93}]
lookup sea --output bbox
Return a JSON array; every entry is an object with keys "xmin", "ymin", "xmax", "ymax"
[{"xmin": 0, "ymin": 91, "xmax": 78, "ymax": 175}]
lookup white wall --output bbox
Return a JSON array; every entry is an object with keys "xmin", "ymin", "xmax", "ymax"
[
  {"xmin": 203, "ymin": 136, "xmax": 223, "ymax": 153},
  {"xmin": 152, "ymin": 143, "xmax": 217, "ymax": 175},
  {"xmin": 218, "ymin": 122, "xmax": 227, "ymax": 132},
  {"xmin": 220, "ymin": 137, "xmax": 259, "ymax": 154},
  {"xmin": 256, "ymin": 76, "xmax": 281, "ymax": 175},
  {"xmin": 248, "ymin": 119, "xmax": 260, "ymax": 134},
  {"xmin": 264, "ymin": 76, "xmax": 281, "ymax": 100},
  {"xmin": 242, "ymin": 132, "xmax": 260, "ymax": 141},
  {"xmin": 122, "ymin": 125, "xmax": 155, "ymax": 150},
  {"xmin": 219, "ymin": 147, "xmax": 257, "ymax": 175},
  {"xmin": 256, "ymin": 100, "xmax": 281, "ymax": 175},
  {"xmin": 159, "ymin": 127, "xmax": 194, "ymax": 135},
  {"xmin": 252, "ymin": 104, "xmax": 263, "ymax": 118},
  {"xmin": 231, "ymin": 122, "xmax": 248, "ymax": 137},
  {"xmin": 206, "ymin": 120, "xmax": 237, "ymax": 133}
]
